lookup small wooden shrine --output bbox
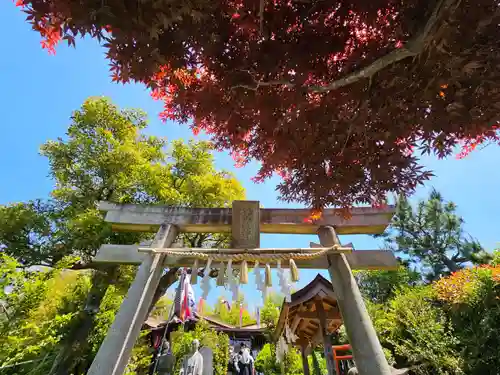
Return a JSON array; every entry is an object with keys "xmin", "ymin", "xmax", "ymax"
[
  {"xmin": 274, "ymin": 274, "xmax": 342, "ymax": 344},
  {"xmin": 274, "ymin": 274, "xmax": 343, "ymax": 375}
]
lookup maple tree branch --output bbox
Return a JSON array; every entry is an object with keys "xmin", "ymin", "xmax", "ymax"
[
  {"xmin": 232, "ymin": 80, "xmax": 294, "ymax": 91},
  {"xmin": 309, "ymin": 48, "xmax": 416, "ymax": 93},
  {"xmin": 234, "ymin": 0, "xmax": 458, "ymax": 93}
]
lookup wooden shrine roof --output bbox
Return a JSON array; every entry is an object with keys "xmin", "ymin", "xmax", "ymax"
[
  {"xmin": 98, "ymin": 201, "xmax": 395, "ymax": 235},
  {"xmin": 274, "ymin": 274, "xmax": 342, "ymax": 346},
  {"xmin": 144, "ymin": 313, "xmax": 267, "ymax": 339}
]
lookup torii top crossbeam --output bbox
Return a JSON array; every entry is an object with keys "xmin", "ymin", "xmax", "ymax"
[{"xmin": 99, "ymin": 201, "xmax": 395, "ymax": 235}]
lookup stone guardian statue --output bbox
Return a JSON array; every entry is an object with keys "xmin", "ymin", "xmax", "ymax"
[
  {"xmin": 156, "ymin": 340, "xmax": 175, "ymax": 375},
  {"xmin": 179, "ymin": 339, "xmax": 204, "ymax": 375}
]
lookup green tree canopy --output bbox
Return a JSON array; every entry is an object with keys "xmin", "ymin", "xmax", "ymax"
[
  {"xmin": 378, "ymin": 189, "xmax": 490, "ymax": 282},
  {"xmin": 354, "ymin": 265, "xmax": 421, "ymax": 304},
  {"xmin": 210, "ymin": 296, "xmax": 255, "ymax": 327},
  {"xmin": 434, "ymin": 264, "xmax": 500, "ymax": 375},
  {"xmin": 260, "ymin": 292, "xmax": 283, "ymax": 331},
  {"xmin": 0, "ymin": 254, "xmax": 90, "ymax": 373},
  {"xmin": 0, "ymin": 97, "xmax": 245, "ymax": 269},
  {"xmin": 0, "ymin": 97, "xmax": 245, "ymax": 374}
]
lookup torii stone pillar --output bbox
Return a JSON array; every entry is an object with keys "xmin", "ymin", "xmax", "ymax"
[
  {"xmin": 87, "ymin": 224, "xmax": 178, "ymax": 375},
  {"xmin": 318, "ymin": 226, "xmax": 391, "ymax": 375}
]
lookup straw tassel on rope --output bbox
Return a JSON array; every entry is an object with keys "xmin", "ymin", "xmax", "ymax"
[
  {"xmin": 191, "ymin": 259, "xmax": 199, "ymax": 285},
  {"xmin": 240, "ymin": 260, "xmax": 248, "ymax": 284},
  {"xmin": 289, "ymin": 258, "xmax": 299, "ymax": 282},
  {"xmin": 265, "ymin": 263, "xmax": 272, "ymax": 287},
  {"xmin": 217, "ymin": 261, "xmax": 226, "ymax": 286}
]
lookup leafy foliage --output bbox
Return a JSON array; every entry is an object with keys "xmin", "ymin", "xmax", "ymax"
[
  {"xmin": 368, "ymin": 287, "xmax": 463, "ymax": 375},
  {"xmin": 17, "ymin": 0, "xmax": 500, "ymax": 209},
  {"xmin": 255, "ymin": 343, "xmax": 303, "ymax": 375},
  {"xmin": 0, "ymin": 200, "xmax": 61, "ymax": 267},
  {"xmin": 210, "ymin": 296, "xmax": 255, "ymax": 326},
  {"xmin": 0, "ymin": 97, "xmax": 162, "ymax": 267},
  {"xmin": 0, "ymin": 97, "xmax": 245, "ymax": 269},
  {"xmin": 361, "ymin": 260, "xmax": 500, "ymax": 375},
  {"xmin": 254, "ymin": 292, "xmax": 303, "ymax": 375},
  {"xmin": 309, "ymin": 350, "xmax": 327, "ymax": 375},
  {"xmin": 0, "ymin": 254, "xmax": 90, "ymax": 373},
  {"xmin": 364, "ymin": 190, "xmax": 497, "ymax": 372},
  {"xmin": 0, "ymin": 97, "xmax": 245, "ymax": 374},
  {"xmin": 0, "ymin": 254, "xmax": 153, "ymax": 375},
  {"xmin": 150, "ymin": 295, "xmax": 174, "ymax": 320},
  {"xmin": 355, "ymin": 265, "xmax": 421, "ymax": 304},
  {"xmin": 378, "ymin": 190, "xmax": 491, "ymax": 281},
  {"xmin": 434, "ymin": 266, "xmax": 500, "ymax": 375},
  {"xmin": 490, "ymin": 249, "xmax": 500, "ymax": 266},
  {"xmin": 260, "ymin": 292, "xmax": 283, "ymax": 331}
]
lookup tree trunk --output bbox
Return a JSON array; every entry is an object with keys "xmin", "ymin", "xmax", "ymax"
[
  {"xmin": 147, "ymin": 268, "xmax": 179, "ymax": 316},
  {"xmin": 49, "ymin": 266, "xmax": 119, "ymax": 375},
  {"xmin": 441, "ymin": 256, "xmax": 459, "ymax": 273}
]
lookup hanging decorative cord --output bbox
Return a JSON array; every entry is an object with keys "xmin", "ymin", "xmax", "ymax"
[
  {"xmin": 277, "ymin": 260, "xmax": 292, "ymax": 302},
  {"xmin": 227, "ymin": 259, "xmax": 239, "ymax": 302},
  {"xmin": 138, "ymin": 245, "xmax": 351, "ymax": 306},
  {"xmin": 200, "ymin": 258, "xmax": 212, "ymax": 300},
  {"xmin": 138, "ymin": 245, "xmax": 350, "ymax": 262},
  {"xmin": 254, "ymin": 261, "xmax": 267, "ymax": 305}
]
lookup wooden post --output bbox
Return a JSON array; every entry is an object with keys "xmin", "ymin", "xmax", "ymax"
[
  {"xmin": 300, "ymin": 344, "xmax": 311, "ymax": 375},
  {"xmin": 314, "ymin": 298, "xmax": 336, "ymax": 375},
  {"xmin": 318, "ymin": 226, "xmax": 391, "ymax": 375},
  {"xmin": 87, "ymin": 224, "xmax": 178, "ymax": 375}
]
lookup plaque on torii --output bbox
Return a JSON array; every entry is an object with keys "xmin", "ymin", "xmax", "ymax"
[{"xmin": 88, "ymin": 200, "xmax": 398, "ymax": 375}]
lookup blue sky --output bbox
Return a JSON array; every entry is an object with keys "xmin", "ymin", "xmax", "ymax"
[{"xmin": 2, "ymin": 2, "xmax": 500, "ymax": 312}]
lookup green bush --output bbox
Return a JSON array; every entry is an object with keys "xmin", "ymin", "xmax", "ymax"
[
  {"xmin": 255, "ymin": 343, "xmax": 303, "ymax": 375},
  {"xmin": 435, "ymin": 265, "xmax": 500, "ymax": 375},
  {"xmin": 308, "ymin": 350, "xmax": 327, "ymax": 375},
  {"xmin": 355, "ymin": 266, "xmax": 421, "ymax": 304},
  {"xmin": 368, "ymin": 286, "xmax": 462, "ymax": 375}
]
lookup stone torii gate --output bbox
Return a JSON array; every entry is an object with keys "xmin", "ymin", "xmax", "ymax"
[{"xmin": 87, "ymin": 200, "xmax": 398, "ymax": 375}]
